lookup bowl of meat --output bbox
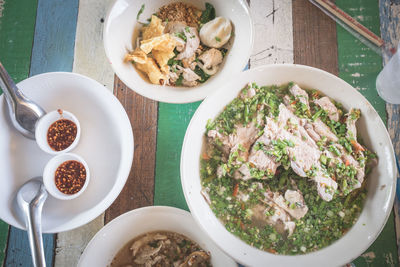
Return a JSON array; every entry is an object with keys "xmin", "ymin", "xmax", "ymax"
[
  {"xmin": 78, "ymin": 206, "xmax": 236, "ymax": 266},
  {"xmin": 103, "ymin": 0, "xmax": 253, "ymax": 103},
  {"xmin": 181, "ymin": 64, "xmax": 397, "ymax": 266}
]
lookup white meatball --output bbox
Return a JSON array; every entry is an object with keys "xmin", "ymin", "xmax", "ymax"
[{"xmin": 199, "ymin": 17, "xmax": 232, "ymax": 48}]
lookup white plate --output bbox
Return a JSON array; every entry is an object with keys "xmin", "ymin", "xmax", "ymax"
[
  {"xmin": 103, "ymin": 0, "xmax": 253, "ymax": 103},
  {"xmin": 78, "ymin": 206, "xmax": 237, "ymax": 266},
  {"xmin": 0, "ymin": 72, "xmax": 134, "ymax": 233},
  {"xmin": 181, "ymin": 64, "xmax": 397, "ymax": 267}
]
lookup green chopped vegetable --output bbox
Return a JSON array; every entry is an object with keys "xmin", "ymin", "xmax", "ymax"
[
  {"xmin": 215, "ymin": 36, "xmax": 221, "ymax": 42},
  {"xmin": 200, "ymin": 3, "xmax": 216, "ymax": 24},
  {"xmin": 194, "ymin": 66, "xmax": 211, "ymax": 83},
  {"xmin": 175, "ymin": 32, "xmax": 187, "ymax": 42},
  {"xmin": 175, "ymin": 74, "xmax": 184, "ymax": 86},
  {"xmin": 136, "ymin": 4, "xmax": 145, "ymax": 20}
]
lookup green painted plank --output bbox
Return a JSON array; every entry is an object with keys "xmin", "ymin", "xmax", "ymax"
[
  {"xmin": 336, "ymin": 0, "xmax": 399, "ymax": 265},
  {"xmin": 0, "ymin": 0, "xmax": 37, "ymax": 84},
  {"xmin": 0, "ymin": 0, "xmax": 39, "ymax": 265},
  {"xmin": 154, "ymin": 102, "xmax": 201, "ymax": 210},
  {"xmin": 336, "ymin": 0, "xmax": 386, "ymax": 122},
  {"xmin": 0, "ymin": 221, "xmax": 7, "ymax": 266}
]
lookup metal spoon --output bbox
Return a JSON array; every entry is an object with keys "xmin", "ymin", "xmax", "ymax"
[
  {"xmin": 0, "ymin": 62, "xmax": 46, "ymax": 139},
  {"xmin": 16, "ymin": 178, "xmax": 48, "ymax": 267}
]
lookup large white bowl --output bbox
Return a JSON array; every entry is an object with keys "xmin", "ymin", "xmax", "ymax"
[
  {"xmin": 78, "ymin": 206, "xmax": 237, "ymax": 266},
  {"xmin": 0, "ymin": 72, "xmax": 134, "ymax": 233},
  {"xmin": 181, "ymin": 64, "xmax": 397, "ymax": 266},
  {"xmin": 103, "ymin": 0, "xmax": 253, "ymax": 103}
]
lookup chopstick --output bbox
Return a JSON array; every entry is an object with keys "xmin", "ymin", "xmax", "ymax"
[{"xmin": 308, "ymin": 0, "xmax": 393, "ymax": 57}]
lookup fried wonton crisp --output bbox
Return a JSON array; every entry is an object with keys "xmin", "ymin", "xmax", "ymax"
[
  {"xmin": 124, "ymin": 48, "xmax": 148, "ymax": 64},
  {"xmin": 135, "ymin": 58, "xmax": 166, "ymax": 84},
  {"xmin": 140, "ymin": 34, "xmax": 176, "ymax": 54},
  {"xmin": 142, "ymin": 15, "xmax": 165, "ymax": 40}
]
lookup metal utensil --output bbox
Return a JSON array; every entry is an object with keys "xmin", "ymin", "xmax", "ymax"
[
  {"xmin": 16, "ymin": 178, "xmax": 48, "ymax": 267},
  {"xmin": 0, "ymin": 62, "xmax": 46, "ymax": 139}
]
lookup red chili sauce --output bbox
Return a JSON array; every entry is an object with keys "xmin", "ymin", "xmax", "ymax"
[
  {"xmin": 47, "ymin": 118, "xmax": 77, "ymax": 151},
  {"xmin": 55, "ymin": 160, "xmax": 86, "ymax": 195}
]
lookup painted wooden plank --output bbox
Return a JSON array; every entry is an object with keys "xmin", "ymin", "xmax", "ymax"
[
  {"xmin": 4, "ymin": 0, "xmax": 79, "ymax": 266},
  {"xmin": 154, "ymin": 102, "xmax": 200, "ymax": 210},
  {"xmin": 105, "ymin": 77, "xmax": 158, "ymax": 222},
  {"xmin": 0, "ymin": 221, "xmax": 7, "ymax": 267},
  {"xmin": 335, "ymin": 0, "xmax": 399, "ymax": 266},
  {"xmin": 5, "ymin": 227, "xmax": 55, "ymax": 267},
  {"xmin": 54, "ymin": 0, "xmax": 116, "ymax": 266},
  {"xmin": 0, "ymin": 0, "xmax": 37, "ymax": 83},
  {"xmin": 292, "ymin": 0, "xmax": 338, "ymax": 75},
  {"xmin": 336, "ymin": 0, "xmax": 386, "ymax": 121},
  {"xmin": 29, "ymin": 0, "xmax": 78, "ymax": 76},
  {"xmin": 250, "ymin": 0, "xmax": 293, "ymax": 66},
  {"xmin": 71, "ymin": 0, "xmax": 115, "ymax": 91},
  {"xmin": 379, "ymin": 0, "xmax": 400, "ymax": 263},
  {"xmin": 0, "ymin": 0, "xmax": 38, "ymax": 266}
]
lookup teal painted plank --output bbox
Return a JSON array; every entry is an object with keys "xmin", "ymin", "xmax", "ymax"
[
  {"xmin": 0, "ymin": 0, "xmax": 39, "ymax": 265},
  {"xmin": 335, "ymin": 0, "xmax": 399, "ymax": 265},
  {"xmin": 3, "ymin": 0, "xmax": 79, "ymax": 266},
  {"xmin": 154, "ymin": 102, "xmax": 201, "ymax": 210},
  {"xmin": 29, "ymin": 0, "xmax": 79, "ymax": 75},
  {"xmin": 5, "ymin": 228, "xmax": 54, "ymax": 267}
]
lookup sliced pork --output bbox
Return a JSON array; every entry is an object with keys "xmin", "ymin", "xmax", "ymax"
[{"xmin": 314, "ymin": 96, "xmax": 339, "ymax": 121}]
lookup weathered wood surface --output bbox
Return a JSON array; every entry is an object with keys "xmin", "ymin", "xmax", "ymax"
[
  {"xmin": 250, "ymin": 0, "xmax": 293, "ymax": 67},
  {"xmin": 105, "ymin": 77, "xmax": 158, "ymax": 223},
  {"xmin": 292, "ymin": 0, "xmax": 338, "ymax": 75},
  {"xmin": 379, "ymin": 0, "xmax": 400, "ymax": 263}
]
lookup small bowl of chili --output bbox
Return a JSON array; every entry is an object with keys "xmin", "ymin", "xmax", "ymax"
[
  {"xmin": 35, "ymin": 109, "xmax": 81, "ymax": 155},
  {"xmin": 43, "ymin": 153, "xmax": 90, "ymax": 200}
]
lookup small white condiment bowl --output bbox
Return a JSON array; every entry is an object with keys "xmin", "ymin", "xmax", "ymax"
[
  {"xmin": 35, "ymin": 109, "xmax": 81, "ymax": 155},
  {"xmin": 43, "ymin": 153, "xmax": 90, "ymax": 200}
]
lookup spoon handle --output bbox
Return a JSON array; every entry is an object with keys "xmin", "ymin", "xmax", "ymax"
[
  {"xmin": 27, "ymin": 184, "xmax": 48, "ymax": 267},
  {"xmin": 0, "ymin": 61, "xmax": 26, "ymax": 111}
]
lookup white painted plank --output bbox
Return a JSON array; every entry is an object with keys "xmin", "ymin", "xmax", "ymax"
[
  {"xmin": 249, "ymin": 0, "xmax": 293, "ymax": 67},
  {"xmin": 54, "ymin": 0, "xmax": 115, "ymax": 266},
  {"xmin": 72, "ymin": 0, "xmax": 115, "ymax": 91},
  {"xmin": 55, "ymin": 215, "xmax": 104, "ymax": 266}
]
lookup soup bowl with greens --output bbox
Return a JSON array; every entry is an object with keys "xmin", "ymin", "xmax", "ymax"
[{"xmin": 181, "ymin": 64, "xmax": 396, "ymax": 266}]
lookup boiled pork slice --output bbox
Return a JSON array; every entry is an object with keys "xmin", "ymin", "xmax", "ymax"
[
  {"xmin": 289, "ymin": 84, "xmax": 310, "ymax": 110},
  {"xmin": 314, "ymin": 96, "xmax": 339, "ymax": 122}
]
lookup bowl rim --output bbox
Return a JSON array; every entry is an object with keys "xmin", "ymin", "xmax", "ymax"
[
  {"xmin": 103, "ymin": 0, "xmax": 254, "ymax": 103},
  {"xmin": 77, "ymin": 205, "xmax": 237, "ymax": 267},
  {"xmin": 180, "ymin": 64, "xmax": 397, "ymax": 266}
]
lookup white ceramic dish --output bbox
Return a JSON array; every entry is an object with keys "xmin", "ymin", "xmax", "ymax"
[
  {"xmin": 43, "ymin": 153, "xmax": 90, "ymax": 200},
  {"xmin": 181, "ymin": 64, "xmax": 397, "ymax": 267},
  {"xmin": 35, "ymin": 109, "xmax": 81, "ymax": 154},
  {"xmin": 0, "ymin": 72, "xmax": 134, "ymax": 233},
  {"xmin": 103, "ymin": 0, "xmax": 253, "ymax": 103},
  {"xmin": 78, "ymin": 206, "xmax": 237, "ymax": 267}
]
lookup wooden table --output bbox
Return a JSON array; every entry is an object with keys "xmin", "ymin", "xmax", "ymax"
[{"xmin": 0, "ymin": 0, "xmax": 399, "ymax": 266}]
